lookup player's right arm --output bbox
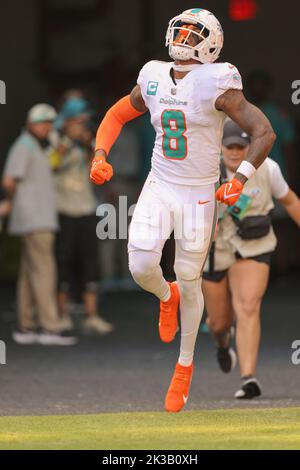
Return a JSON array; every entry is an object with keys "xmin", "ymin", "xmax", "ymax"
[{"xmin": 90, "ymin": 85, "xmax": 147, "ymax": 185}]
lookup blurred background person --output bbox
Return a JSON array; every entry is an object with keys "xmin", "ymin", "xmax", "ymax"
[
  {"xmin": 2, "ymin": 104, "xmax": 77, "ymax": 346},
  {"xmin": 50, "ymin": 97, "xmax": 114, "ymax": 335},
  {"xmin": 202, "ymin": 120, "xmax": 300, "ymax": 399}
]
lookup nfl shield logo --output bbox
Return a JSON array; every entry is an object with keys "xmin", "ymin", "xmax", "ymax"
[{"xmin": 171, "ymin": 88, "xmax": 177, "ymax": 95}]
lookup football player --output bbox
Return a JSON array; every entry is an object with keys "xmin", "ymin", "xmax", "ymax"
[{"xmin": 90, "ymin": 8, "xmax": 275, "ymax": 412}]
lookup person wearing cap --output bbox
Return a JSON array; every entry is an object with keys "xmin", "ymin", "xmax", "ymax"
[
  {"xmin": 202, "ymin": 119, "xmax": 300, "ymax": 399},
  {"xmin": 2, "ymin": 104, "xmax": 77, "ymax": 345},
  {"xmin": 50, "ymin": 97, "xmax": 114, "ymax": 335}
]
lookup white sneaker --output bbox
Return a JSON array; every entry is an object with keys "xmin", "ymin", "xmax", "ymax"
[
  {"xmin": 83, "ymin": 316, "xmax": 114, "ymax": 335},
  {"xmin": 12, "ymin": 328, "xmax": 39, "ymax": 345},
  {"xmin": 235, "ymin": 377, "xmax": 262, "ymax": 399},
  {"xmin": 59, "ymin": 316, "xmax": 74, "ymax": 331},
  {"xmin": 37, "ymin": 330, "xmax": 78, "ymax": 346}
]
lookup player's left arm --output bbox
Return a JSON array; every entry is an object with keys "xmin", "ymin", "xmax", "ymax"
[
  {"xmin": 215, "ymin": 89, "xmax": 276, "ymax": 205},
  {"xmin": 216, "ymin": 89, "xmax": 276, "ymax": 183}
]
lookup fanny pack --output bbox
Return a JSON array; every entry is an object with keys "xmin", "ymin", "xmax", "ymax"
[{"xmin": 232, "ymin": 214, "xmax": 272, "ymax": 240}]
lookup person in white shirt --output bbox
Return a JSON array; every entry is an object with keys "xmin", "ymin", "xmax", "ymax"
[{"xmin": 202, "ymin": 120, "xmax": 300, "ymax": 399}]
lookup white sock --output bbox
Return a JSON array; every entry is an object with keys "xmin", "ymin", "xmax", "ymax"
[
  {"xmin": 177, "ymin": 278, "xmax": 204, "ymax": 367},
  {"xmin": 161, "ymin": 285, "xmax": 171, "ymax": 302}
]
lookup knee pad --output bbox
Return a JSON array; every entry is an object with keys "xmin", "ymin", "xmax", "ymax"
[
  {"xmin": 177, "ymin": 276, "xmax": 203, "ymax": 310},
  {"xmin": 129, "ymin": 250, "xmax": 160, "ymax": 283},
  {"xmin": 174, "ymin": 258, "xmax": 202, "ymax": 282}
]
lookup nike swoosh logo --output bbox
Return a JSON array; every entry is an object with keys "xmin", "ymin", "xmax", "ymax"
[
  {"xmin": 183, "ymin": 394, "xmax": 188, "ymax": 404},
  {"xmin": 224, "ymin": 192, "xmax": 239, "ymax": 200},
  {"xmin": 224, "ymin": 183, "xmax": 239, "ymax": 200},
  {"xmin": 197, "ymin": 200, "xmax": 210, "ymax": 205}
]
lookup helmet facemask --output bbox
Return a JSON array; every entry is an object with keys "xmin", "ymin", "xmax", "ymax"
[{"xmin": 170, "ymin": 22, "xmax": 209, "ymax": 61}]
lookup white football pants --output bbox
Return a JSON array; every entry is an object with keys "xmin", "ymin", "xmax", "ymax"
[{"xmin": 128, "ymin": 173, "xmax": 217, "ymax": 366}]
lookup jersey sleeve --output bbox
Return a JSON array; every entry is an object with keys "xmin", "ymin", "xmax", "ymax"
[
  {"xmin": 137, "ymin": 61, "xmax": 155, "ymax": 105},
  {"xmin": 213, "ymin": 63, "xmax": 243, "ymax": 107},
  {"xmin": 266, "ymin": 157, "xmax": 289, "ymax": 199}
]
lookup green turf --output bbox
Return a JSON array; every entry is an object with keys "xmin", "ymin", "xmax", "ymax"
[{"xmin": 0, "ymin": 408, "xmax": 299, "ymax": 450}]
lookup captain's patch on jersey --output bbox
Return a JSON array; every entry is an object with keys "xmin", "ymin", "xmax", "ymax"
[
  {"xmin": 147, "ymin": 81, "xmax": 159, "ymax": 96},
  {"xmin": 233, "ymin": 73, "xmax": 241, "ymax": 83}
]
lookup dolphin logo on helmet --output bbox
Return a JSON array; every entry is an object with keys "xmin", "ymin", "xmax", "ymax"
[{"xmin": 165, "ymin": 8, "xmax": 224, "ymax": 64}]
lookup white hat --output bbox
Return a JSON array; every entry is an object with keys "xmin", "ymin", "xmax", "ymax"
[{"xmin": 27, "ymin": 104, "xmax": 57, "ymax": 123}]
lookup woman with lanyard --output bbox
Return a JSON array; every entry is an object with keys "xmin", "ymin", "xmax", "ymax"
[{"xmin": 202, "ymin": 119, "xmax": 300, "ymax": 399}]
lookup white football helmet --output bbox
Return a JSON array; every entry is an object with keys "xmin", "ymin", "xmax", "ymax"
[{"xmin": 165, "ymin": 8, "xmax": 224, "ymax": 64}]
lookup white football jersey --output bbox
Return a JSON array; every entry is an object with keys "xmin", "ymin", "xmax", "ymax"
[{"xmin": 137, "ymin": 60, "xmax": 243, "ymax": 186}]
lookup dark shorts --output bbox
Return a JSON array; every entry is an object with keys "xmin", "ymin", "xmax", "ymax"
[
  {"xmin": 202, "ymin": 251, "xmax": 273, "ymax": 283},
  {"xmin": 56, "ymin": 213, "xmax": 99, "ymax": 292}
]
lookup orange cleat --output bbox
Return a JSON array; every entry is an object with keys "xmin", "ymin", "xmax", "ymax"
[
  {"xmin": 159, "ymin": 282, "xmax": 180, "ymax": 343},
  {"xmin": 165, "ymin": 362, "xmax": 194, "ymax": 412}
]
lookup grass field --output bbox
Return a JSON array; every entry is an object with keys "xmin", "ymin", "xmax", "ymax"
[{"xmin": 0, "ymin": 408, "xmax": 299, "ymax": 450}]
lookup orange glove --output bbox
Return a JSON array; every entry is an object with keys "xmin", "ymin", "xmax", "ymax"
[
  {"xmin": 90, "ymin": 156, "xmax": 113, "ymax": 185},
  {"xmin": 216, "ymin": 178, "xmax": 244, "ymax": 206}
]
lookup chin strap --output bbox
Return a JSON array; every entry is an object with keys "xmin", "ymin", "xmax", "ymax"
[{"xmin": 172, "ymin": 62, "xmax": 201, "ymax": 72}]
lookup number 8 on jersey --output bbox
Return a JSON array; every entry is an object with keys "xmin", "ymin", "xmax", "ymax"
[{"xmin": 161, "ymin": 109, "xmax": 187, "ymax": 160}]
